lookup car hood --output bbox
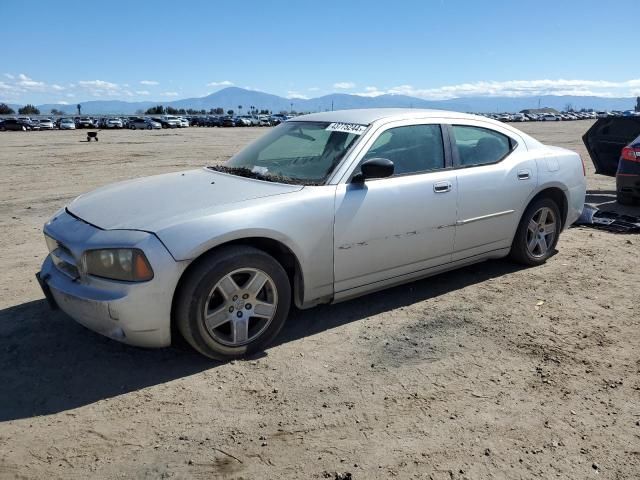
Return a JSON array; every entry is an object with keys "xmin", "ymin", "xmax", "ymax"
[{"xmin": 67, "ymin": 168, "xmax": 303, "ymax": 232}]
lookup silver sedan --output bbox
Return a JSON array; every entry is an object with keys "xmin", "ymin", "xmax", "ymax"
[{"xmin": 38, "ymin": 109, "xmax": 586, "ymax": 359}]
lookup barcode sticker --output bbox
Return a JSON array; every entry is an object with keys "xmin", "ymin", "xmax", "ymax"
[{"xmin": 326, "ymin": 122, "xmax": 368, "ymax": 135}]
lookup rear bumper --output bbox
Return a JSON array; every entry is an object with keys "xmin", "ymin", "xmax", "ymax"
[
  {"xmin": 617, "ymin": 173, "xmax": 640, "ymax": 199},
  {"xmin": 617, "ymin": 156, "xmax": 640, "ymax": 199}
]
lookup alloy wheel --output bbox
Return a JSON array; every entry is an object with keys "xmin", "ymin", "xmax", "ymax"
[
  {"xmin": 526, "ymin": 207, "xmax": 556, "ymax": 258},
  {"xmin": 202, "ymin": 268, "xmax": 278, "ymax": 346}
]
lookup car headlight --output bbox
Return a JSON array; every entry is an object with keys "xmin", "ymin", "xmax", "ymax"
[
  {"xmin": 83, "ymin": 248, "xmax": 154, "ymax": 282},
  {"xmin": 44, "ymin": 234, "xmax": 58, "ymax": 253}
]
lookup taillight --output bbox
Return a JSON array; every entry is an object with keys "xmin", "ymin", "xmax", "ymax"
[{"xmin": 621, "ymin": 146, "xmax": 640, "ymax": 162}]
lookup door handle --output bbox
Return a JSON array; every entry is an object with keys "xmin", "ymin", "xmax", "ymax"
[
  {"xmin": 433, "ymin": 181, "xmax": 452, "ymax": 193},
  {"xmin": 517, "ymin": 170, "xmax": 531, "ymax": 180}
]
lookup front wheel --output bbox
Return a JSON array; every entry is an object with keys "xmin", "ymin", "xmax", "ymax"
[
  {"xmin": 176, "ymin": 246, "xmax": 291, "ymax": 360},
  {"xmin": 509, "ymin": 198, "xmax": 561, "ymax": 266}
]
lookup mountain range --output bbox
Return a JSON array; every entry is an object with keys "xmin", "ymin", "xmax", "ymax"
[{"xmin": 4, "ymin": 87, "xmax": 638, "ymax": 115}]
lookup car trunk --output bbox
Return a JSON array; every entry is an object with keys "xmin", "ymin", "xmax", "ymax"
[{"xmin": 582, "ymin": 117, "xmax": 640, "ymax": 176}]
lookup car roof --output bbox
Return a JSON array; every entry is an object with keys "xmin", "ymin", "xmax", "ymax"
[
  {"xmin": 292, "ymin": 108, "xmax": 494, "ymax": 125},
  {"xmin": 294, "ymin": 107, "xmax": 545, "ymax": 150}
]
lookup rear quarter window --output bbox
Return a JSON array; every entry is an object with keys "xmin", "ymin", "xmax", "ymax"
[{"xmin": 451, "ymin": 125, "xmax": 516, "ymax": 167}]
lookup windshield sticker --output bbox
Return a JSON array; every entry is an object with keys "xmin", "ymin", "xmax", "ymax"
[
  {"xmin": 326, "ymin": 122, "xmax": 368, "ymax": 135},
  {"xmin": 251, "ymin": 166, "xmax": 269, "ymax": 175}
]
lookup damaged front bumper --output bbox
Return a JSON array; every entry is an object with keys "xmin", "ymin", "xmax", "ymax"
[{"xmin": 37, "ymin": 209, "xmax": 187, "ymax": 348}]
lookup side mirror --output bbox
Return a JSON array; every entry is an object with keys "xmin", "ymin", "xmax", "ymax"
[{"xmin": 352, "ymin": 158, "xmax": 394, "ymax": 183}]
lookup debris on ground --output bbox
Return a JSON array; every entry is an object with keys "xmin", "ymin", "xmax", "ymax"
[{"xmin": 574, "ymin": 204, "xmax": 640, "ymax": 233}]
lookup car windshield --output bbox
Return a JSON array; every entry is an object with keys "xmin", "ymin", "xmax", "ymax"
[{"xmin": 211, "ymin": 121, "xmax": 364, "ymax": 185}]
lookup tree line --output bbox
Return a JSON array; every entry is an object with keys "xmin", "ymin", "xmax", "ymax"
[
  {"xmin": 144, "ymin": 105, "xmax": 271, "ymax": 116},
  {"xmin": 0, "ymin": 103, "xmax": 42, "ymax": 115}
]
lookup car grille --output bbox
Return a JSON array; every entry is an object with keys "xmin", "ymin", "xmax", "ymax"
[{"xmin": 46, "ymin": 235, "xmax": 80, "ymax": 279}]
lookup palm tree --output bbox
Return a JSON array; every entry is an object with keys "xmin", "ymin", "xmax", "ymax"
[{"xmin": 238, "ymin": 105, "xmax": 243, "ymax": 116}]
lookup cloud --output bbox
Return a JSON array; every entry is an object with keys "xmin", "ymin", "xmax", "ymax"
[
  {"xmin": 355, "ymin": 79, "xmax": 640, "ymax": 100},
  {"xmin": 78, "ymin": 80, "xmax": 119, "ymax": 90},
  {"xmin": 17, "ymin": 73, "xmax": 45, "ymax": 89},
  {"xmin": 161, "ymin": 91, "xmax": 179, "ymax": 97},
  {"xmin": 76, "ymin": 79, "xmax": 123, "ymax": 97},
  {"xmin": 207, "ymin": 80, "xmax": 234, "ymax": 87},
  {"xmin": 0, "ymin": 74, "xmax": 163, "ymax": 101},
  {"xmin": 333, "ymin": 81, "xmax": 356, "ymax": 89},
  {"xmin": 287, "ymin": 91, "xmax": 309, "ymax": 99},
  {"xmin": 140, "ymin": 80, "xmax": 159, "ymax": 86}
]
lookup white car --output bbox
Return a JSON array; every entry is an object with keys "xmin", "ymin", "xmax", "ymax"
[
  {"xmin": 37, "ymin": 109, "xmax": 586, "ymax": 360},
  {"xmin": 38, "ymin": 119, "xmax": 55, "ymax": 130},
  {"xmin": 59, "ymin": 118, "xmax": 76, "ymax": 130},
  {"xmin": 542, "ymin": 114, "xmax": 559, "ymax": 121},
  {"xmin": 161, "ymin": 115, "xmax": 181, "ymax": 128},
  {"xmin": 106, "ymin": 118, "xmax": 123, "ymax": 128},
  {"xmin": 178, "ymin": 117, "xmax": 189, "ymax": 128}
]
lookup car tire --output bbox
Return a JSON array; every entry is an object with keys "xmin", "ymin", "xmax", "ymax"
[
  {"xmin": 616, "ymin": 191, "xmax": 636, "ymax": 205},
  {"xmin": 147, "ymin": 125, "xmax": 152, "ymax": 130},
  {"xmin": 175, "ymin": 246, "xmax": 291, "ymax": 361},
  {"xmin": 509, "ymin": 197, "xmax": 561, "ymax": 266},
  {"xmin": 131, "ymin": 125, "xmax": 136, "ymax": 130}
]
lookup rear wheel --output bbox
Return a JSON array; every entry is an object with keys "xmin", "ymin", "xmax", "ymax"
[
  {"xmin": 176, "ymin": 246, "xmax": 291, "ymax": 360},
  {"xmin": 509, "ymin": 198, "xmax": 561, "ymax": 266}
]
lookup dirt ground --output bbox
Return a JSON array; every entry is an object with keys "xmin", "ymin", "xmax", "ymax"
[{"xmin": 0, "ymin": 121, "xmax": 638, "ymax": 479}]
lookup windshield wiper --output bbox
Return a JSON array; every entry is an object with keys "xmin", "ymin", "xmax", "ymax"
[{"xmin": 207, "ymin": 165, "xmax": 322, "ymax": 186}]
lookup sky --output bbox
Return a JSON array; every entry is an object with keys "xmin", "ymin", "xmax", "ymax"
[{"xmin": 2, "ymin": 0, "xmax": 639, "ymax": 105}]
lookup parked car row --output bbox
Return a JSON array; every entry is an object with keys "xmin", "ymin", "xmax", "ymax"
[
  {"xmin": 0, "ymin": 112, "xmax": 288, "ymax": 132},
  {"xmin": 6, "ymin": 110, "xmax": 637, "ymax": 133},
  {"xmin": 595, "ymin": 110, "xmax": 640, "ymax": 119},
  {"xmin": 478, "ymin": 111, "xmax": 599, "ymax": 123},
  {"xmin": 188, "ymin": 114, "xmax": 289, "ymax": 127},
  {"xmin": 0, "ymin": 115, "xmax": 193, "ymax": 131},
  {"xmin": 479, "ymin": 110, "xmax": 640, "ymax": 123}
]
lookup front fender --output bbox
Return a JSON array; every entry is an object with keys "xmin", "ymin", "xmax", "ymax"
[{"xmin": 156, "ymin": 187, "xmax": 337, "ymax": 305}]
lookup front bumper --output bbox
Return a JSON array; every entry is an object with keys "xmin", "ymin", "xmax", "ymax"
[{"xmin": 38, "ymin": 209, "xmax": 188, "ymax": 348}]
